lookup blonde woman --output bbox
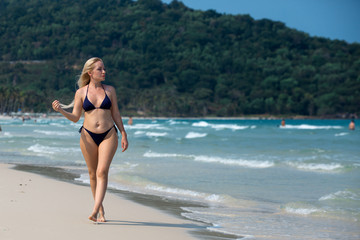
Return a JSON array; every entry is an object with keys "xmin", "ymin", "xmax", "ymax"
[{"xmin": 52, "ymin": 57, "xmax": 128, "ymax": 222}]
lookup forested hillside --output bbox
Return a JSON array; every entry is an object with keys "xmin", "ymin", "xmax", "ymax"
[{"xmin": 0, "ymin": 0, "xmax": 359, "ymax": 117}]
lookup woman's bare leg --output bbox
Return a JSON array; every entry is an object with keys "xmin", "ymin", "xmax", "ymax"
[
  {"xmin": 80, "ymin": 130, "xmax": 104, "ymax": 221},
  {"xmin": 90, "ymin": 129, "xmax": 118, "ymax": 222}
]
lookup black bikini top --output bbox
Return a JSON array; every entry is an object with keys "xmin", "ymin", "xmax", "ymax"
[{"xmin": 83, "ymin": 84, "xmax": 112, "ymax": 112}]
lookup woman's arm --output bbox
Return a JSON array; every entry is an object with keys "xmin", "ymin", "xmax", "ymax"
[
  {"xmin": 52, "ymin": 89, "xmax": 83, "ymax": 123},
  {"xmin": 109, "ymin": 86, "xmax": 128, "ymax": 152}
]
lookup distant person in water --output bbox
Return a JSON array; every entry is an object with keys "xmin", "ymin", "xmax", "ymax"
[
  {"xmin": 52, "ymin": 57, "xmax": 128, "ymax": 223},
  {"xmin": 281, "ymin": 119, "xmax": 286, "ymax": 127},
  {"xmin": 128, "ymin": 116, "xmax": 133, "ymax": 125},
  {"xmin": 349, "ymin": 119, "xmax": 355, "ymax": 130}
]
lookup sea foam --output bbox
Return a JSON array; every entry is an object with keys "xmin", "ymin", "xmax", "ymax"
[
  {"xmin": 145, "ymin": 184, "xmax": 224, "ymax": 203},
  {"xmin": 185, "ymin": 132, "xmax": 207, "ymax": 139},
  {"xmin": 285, "ymin": 206, "xmax": 322, "ymax": 215},
  {"xmin": 281, "ymin": 124, "xmax": 343, "ymax": 130},
  {"xmin": 287, "ymin": 162, "xmax": 343, "ymax": 172},
  {"xmin": 134, "ymin": 131, "xmax": 168, "ymax": 137},
  {"xmin": 143, "ymin": 151, "xmax": 186, "ymax": 158},
  {"xmin": 319, "ymin": 190, "xmax": 360, "ymax": 201},
  {"xmin": 127, "ymin": 123, "xmax": 169, "ymax": 130},
  {"xmin": 34, "ymin": 130, "xmax": 75, "ymax": 136},
  {"xmin": 192, "ymin": 121, "xmax": 248, "ymax": 131},
  {"xmin": 335, "ymin": 132, "xmax": 349, "ymax": 137},
  {"xmin": 194, "ymin": 155, "xmax": 274, "ymax": 168},
  {"xmin": 167, "ymin": 119, "xmax": 189, "ymax": 125},
  {"xmin": 146, "ymin": 132, "xmax": 168, "ymax": 137},
  {"xmin": 28, "ymin": 144, "xmax": 79, "ymax": 155},
  {"xmin": 143, "ymin": 151, "xmax": 274, "ymax": 168}
]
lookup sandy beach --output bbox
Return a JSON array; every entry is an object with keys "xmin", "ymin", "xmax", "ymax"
[{"xmin": 0, "ymin": 164, "xmax": 202, "ymax": 240}]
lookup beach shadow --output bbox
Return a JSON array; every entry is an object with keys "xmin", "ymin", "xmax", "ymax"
[{"xmin": 101, "ymin": 220, "xmax": 203, "ymax": 229}]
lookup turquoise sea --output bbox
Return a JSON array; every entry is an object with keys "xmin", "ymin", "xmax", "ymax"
[{"xmin": 0, "ymin": 117, "xmax": 359, "ymax": 239}]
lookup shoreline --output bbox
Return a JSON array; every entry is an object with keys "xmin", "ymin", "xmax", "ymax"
[
  {"xmin": 0, "ymin": 163, "xmax": 202, "ymax": 240},
  {"xmin": 1, "ymin": 163, "xmax": 240, "ymax": 240}
]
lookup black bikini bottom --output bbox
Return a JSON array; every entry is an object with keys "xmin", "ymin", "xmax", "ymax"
[{"xmin": 79, "ymin": 125, "xmax": 117, "ymax": 146}]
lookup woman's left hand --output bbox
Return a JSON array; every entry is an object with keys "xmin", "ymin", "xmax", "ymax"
[
  {"xmin": 52, "ymin": 100, "xmax": 62, "ymax": 112},
  {"xmin": 121, "ymin": 136, "xmax": 128, "ymax": 152}
]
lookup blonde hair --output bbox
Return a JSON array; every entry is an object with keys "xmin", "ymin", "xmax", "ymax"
[{"xmin": 60, "ymin": 57, "xmax": 103, "ymax": 109}]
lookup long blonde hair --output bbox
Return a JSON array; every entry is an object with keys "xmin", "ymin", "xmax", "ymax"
[{"xmin": 60, "ymin": 57, "xmax": 103, "ymax": 109}]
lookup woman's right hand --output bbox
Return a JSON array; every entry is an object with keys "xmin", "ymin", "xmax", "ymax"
[{"xmin": 52, "ymin": 100, "xmax": 62, "ymax": 112}]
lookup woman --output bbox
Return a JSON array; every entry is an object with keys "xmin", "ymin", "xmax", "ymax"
[{"xmin": 52, "ymin": 57, "xmax": 128, "ymax": 222}]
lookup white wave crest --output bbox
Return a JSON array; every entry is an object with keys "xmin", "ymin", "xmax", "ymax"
[
  {"xmin": 185, "ymin": 132, "xmax": 207, "ymax": 139},
  {"xmin": 288, "ymin": 162, "xmax": 343, "ymax": 172},
  {"xmin": 28, "ymin": 144, "xmax": 79, "ymax": 155},
  {"xmin": 134, "ymin": 131, "xmax": 168, "ymax": 137},
  {"xmin": 281, "ymin": 124, "xmax": 343, "ymax": 130},
  {"xmin": 335, "ymin": 132, "xmax": 349, "ymax": 137},
  {"xmin": 194, "ymin": 156, "xmax": 274, "ymax": 168},
  {"xmin": 146, "ymin": 132, "xmax": 168, "ymax": 137},
  {"xmin": 134, "ymin": 131, "xmax": 145, "ymax": 135},
  {"xmin": 144, "ymin": 151, "xmax": 274, "ymax": 168},
  {"xmin": 127, "ymin": 123, "xmax": 169, "ymax": 130},
  {"xmin": 213, "ymin": 124, "xmax": 248, "ymax": 130},
  {"xmin": 319, "ymin": 190, "xmax": 360, "ymax": 201},
  {"xmin": 285, "ymin": 206, "xmax": 322, "ymax": 215},
  {"xmin": 1, "ymin": 132, "xmax": 13, "ymax": 137},
  {"xmin": 145, "ymin": 184, "xmax": 224, "ymax": 203},
  {"xmin": 192, "ymin": 121, "xmax": 248, "ymax": 131},
  {"xmin": 143, "ymin": 151, "xmax": 186, "ymax": 158},
  {"xmin": 34, "ymin": 130, "xmax": 75, "ymax": 136},
  {"xmin": 167, "ymin": 119, "xmax": 189, "ymax": 125},
  {"xmin": 192, "ymin": 121, "xmax": 210, "ymax": 127},
  {"xmin": 49, "ymin": 122, "xmax": 66, "ymax": 127}
]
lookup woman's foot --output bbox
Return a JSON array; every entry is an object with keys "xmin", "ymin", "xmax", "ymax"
[
  {"xmin": 88, "ymin": 214, "xmax": 97, "ymax": 222},
  {"xmin": 98, "ymin": 213, "xmax": 106, "ymax": 222},
  {"xmin": 88, "ymin": 208, "xmax": 99, "ymax": 222},
  {"xmin": 89, "ymin": 205, "xmax": 106, "ymax": 222},
  {"xmin": 98, "ymin": 208, "xmax": 106, "ymax": 222}
]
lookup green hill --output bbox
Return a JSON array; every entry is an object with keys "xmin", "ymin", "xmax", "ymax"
[{"xmin": 0, "ymin": 0, "xmax": 359, "ymax": 117}]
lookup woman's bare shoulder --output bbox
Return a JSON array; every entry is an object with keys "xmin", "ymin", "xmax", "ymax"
[
  {"xmin": 76, "ymin": 86, "xmax": 87, "ymax": 94},
  {"xmin": 103, "ymin": 84, "xmax": 115, "ymax": 93}
]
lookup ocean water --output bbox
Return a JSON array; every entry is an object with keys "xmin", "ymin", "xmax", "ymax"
[{"xmin": 0, "ymin": 117, "xmax": 359, "ymax": 239}]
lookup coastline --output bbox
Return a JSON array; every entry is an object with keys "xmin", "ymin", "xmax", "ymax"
[
  {"xmin": 0, "ymin": 163, "xmax": 205, "ymax": 240},
  {"xmin": 1, "ymin": 163, "xmax": 240, "ymax": 240}
]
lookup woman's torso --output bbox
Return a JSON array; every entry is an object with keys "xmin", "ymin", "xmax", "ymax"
[{"xmin": 81, "ymin": 84, "xmax": 114, "ymax": 132}]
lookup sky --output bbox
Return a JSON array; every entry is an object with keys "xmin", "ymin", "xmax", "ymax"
[{"xmin": 161, "ymin": 0, "xmax": 360, "ymax": 44}]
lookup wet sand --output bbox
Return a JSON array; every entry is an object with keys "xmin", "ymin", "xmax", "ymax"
[{"xmin": 0, "ymin": 164, "xmax": 203, "ymax": 240}]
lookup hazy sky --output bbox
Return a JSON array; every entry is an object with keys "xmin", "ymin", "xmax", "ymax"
[{"xmin": 161, "ymin": 0, "xmax": 360, "ymax": 44}]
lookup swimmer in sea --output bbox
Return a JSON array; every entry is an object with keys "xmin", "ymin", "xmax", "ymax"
[
  {"xmin": 128, "ymin": 116, "xmax": 133, "ymax": 125},
  {"xmin": 281, "ymin": 119, "xmax": 285, "ymax": 127},
  {"xmin": 349, "ymin": 119, "xmax": 355, "ymax": 130}
]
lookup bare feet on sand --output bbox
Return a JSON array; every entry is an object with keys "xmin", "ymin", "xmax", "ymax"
[
  {"xmin": 88, "ymin": 214, "xmax": 97, "ymax": 222},
  {"xmin": 98, "ymin": 209, "xmax": 106, "ymax": 222},
  {"xmin": 88, "ymin": 208, "xmax": 106, "ymax": 223}
]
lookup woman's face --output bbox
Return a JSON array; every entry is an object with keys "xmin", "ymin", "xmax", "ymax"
[{"xmin": 89, "ymin": 61, "xmax": 106, "ymax": 82}]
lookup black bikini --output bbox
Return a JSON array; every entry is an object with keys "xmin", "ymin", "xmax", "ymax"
[
  {"xmin": 79, "ymin": 84, "xmax": 117, "ymax": 146},
  {"xmin": 83, "ymin": 84, "xmax": 112, "ymax": 111},
  {"xmin": 79, "ymin": 126, "xmax": 116, "ymax": 146}
]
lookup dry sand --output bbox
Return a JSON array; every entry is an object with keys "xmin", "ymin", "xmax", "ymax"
[{"xmin": 0, "ymin": 164, "xmax": 203, "ymax": 240}]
